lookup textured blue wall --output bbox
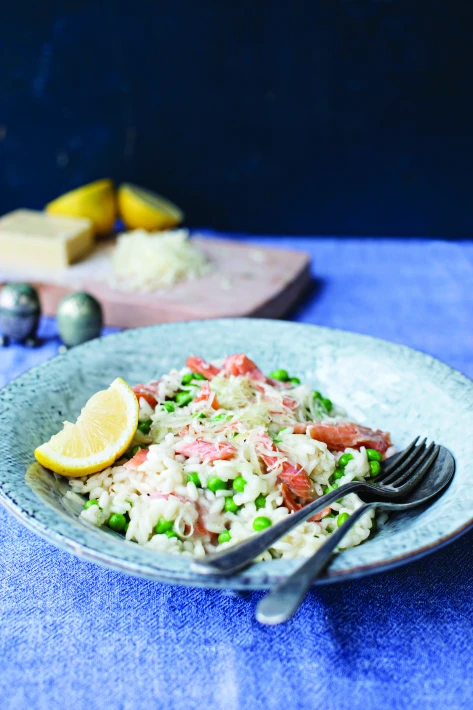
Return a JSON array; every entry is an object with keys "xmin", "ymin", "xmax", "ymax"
[{"xmin": 1, "ymin": 1, "xmax": 473, "ymax": 236}]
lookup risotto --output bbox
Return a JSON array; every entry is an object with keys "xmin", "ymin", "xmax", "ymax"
[{"xmin": 68, "ymin": 353, "xmax": 393, "ymax": 560}]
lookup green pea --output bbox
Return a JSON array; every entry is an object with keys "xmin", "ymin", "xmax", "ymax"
[
  {"xmin": 268, "ymin": 369, "xmax": 289, "ymax": 382},
  {"xmin": 131, "ymin": 444, "xmax": 147, "ymax": 456},
  {"xmin": 332, "ymin": 467, "xmax": 345, "ymax": 480},
  {"xmin": 207, "ymin": 476, "xmax": 227, "ymax": 493},
  {"xmin": 366, "ymin": 448, "xmax": 383, "ymax": 462},
  {"xmin": 337, "ymin": 512, "xmax": 350, "ymax": 527},
  {"xmin": 181, "ymin": 373, "xmax": 194, "ymax": 385},
  {"xmin": 218, "ymin": 530, "xmax": 231, "ymax": 544},
  {"xmin": 84, "ymin": 499, "xmax": 99, "ymax": 510},
  {"xmin": 321, "ymin": 397, "xmax": 333, "ymax": 412},
  {"xmin": 192, "ymin": 373, "xmax": 207, "ymax": 381},
  {"xmin": 155, "ymin": 518, "xmax": 174, "ymax": 534},
  {"xmin": 323, "ymin": 483, "xmax": 338, "ymax": 495},
  {"xmin": 108, "ymin": 513, "xmax": 127, "ymax": 532},
  {"xmin": 313, "ymin": 391, "xmax": 322, "ymax": 400},
  {"xmin": 232, "ymin": 476, "xmax": 247, "ymax": 492},
  {"xmin": 253, "ymin": 516, "xmax": 272, "ymax": 531},
  {"xmin": 255, "ymin": 494, "xmax": 266, "ymax": 510},
  {"xmin": 187, "ymin": 472, "xmax": 201, "ymax": 487},
  {"xmin": 224, "ymin": 496, "xmax": 240, "ymax": 513},
  {"xmin": 369, "ymin": 461, "xmax": 381, "ymax": 477},
  {"xmin": 290, "ymin": 377, "xmax": 301, "ymax": 385},
  {"xmin": 137, "ymin": 420, "xmax": 151, "ymax": 434},
  {"xmin": 338, "ymin": 453, "xmax": 354, "ymax": 467},
  {"xmin": 175, "ymin": 391, "xmax": 193, "ymax": 407},
  {"xmin": 165, "ymin": 530, "xmax": 179, "ymax": 539},
  {"xmin": 162, "ymin": 401, "xmax": 175, "ymax": 413},
  {"xmin": 325, "ymin": 512, "xmax": 337, "ymax": 518}
]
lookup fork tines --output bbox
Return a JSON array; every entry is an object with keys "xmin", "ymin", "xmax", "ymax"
[{"xmin": 378, "ymin": 438, "xmax": 440, "ymax": 490}]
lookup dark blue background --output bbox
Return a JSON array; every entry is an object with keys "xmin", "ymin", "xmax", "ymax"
[{"xmin": 2, "ymin": 1, "xmax": 473, "ymax": 236}]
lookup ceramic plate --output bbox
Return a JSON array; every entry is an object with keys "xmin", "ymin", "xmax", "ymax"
[{"xmin": 0, "ymin": 319, "xmax": 472, "ymax": 589}]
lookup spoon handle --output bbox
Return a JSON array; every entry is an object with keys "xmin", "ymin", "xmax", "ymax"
[{"xmin": 256, "ymin": 503, "xmax": 374, "ymax": 625}]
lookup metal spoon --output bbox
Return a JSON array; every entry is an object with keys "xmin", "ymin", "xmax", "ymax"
[
  {"xmin": 256, "ymin": 445, "xmax": 455, "ymax": 625},
  {"xmin": 192, "ymin": 438, "xmax": 436, "ymax": 577}
]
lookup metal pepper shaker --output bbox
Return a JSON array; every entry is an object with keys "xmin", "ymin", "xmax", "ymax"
[
  {"xmin": 57, "ymin": 292, "xmax": 103, "ymax": 349},
  {"xmin": 0, "ymin": 283, "xmax": 41, "ymax": 347}
]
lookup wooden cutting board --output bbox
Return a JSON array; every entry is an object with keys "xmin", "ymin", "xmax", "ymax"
[{"xmin": 0, "ymin": 236, "xmax": 311, "ymax": 327}]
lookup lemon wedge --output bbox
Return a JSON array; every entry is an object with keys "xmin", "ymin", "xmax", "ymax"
[
  {"xmin": 117, "ymin": 183, "xmax": 184, "ymax": 231},
  {"xmin": 35, "ymin": 378, "xmax": 139, "ymax": 477},
  {"xmin": 45, "ymin": 179, "xmax": 116, "ymax": 236}
]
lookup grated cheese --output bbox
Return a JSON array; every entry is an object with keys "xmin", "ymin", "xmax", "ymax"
[{"xmin": 110, "ymin": 229, "xmax": 212, "ymax": 292}]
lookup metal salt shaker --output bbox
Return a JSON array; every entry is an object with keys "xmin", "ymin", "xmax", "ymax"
[
  {"xmin": 0, "ymin": 283, "xmax": 41, "ymax": 347},
  {"xmin": 57, "ymin": 292, "xmax": 103, "ymax": 349}
]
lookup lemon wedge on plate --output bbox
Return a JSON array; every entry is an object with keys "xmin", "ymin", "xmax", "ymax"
[
  {"xmin": 118, "ymin": 183, "xmax": 184, "ymax": 231},
  {"xmin": 45, "ymin": 178, "xmax": 116, "ymax": 236},
  {"xmin": 35, "ymin": 378, "xmax": 139, "ymax": 477}
]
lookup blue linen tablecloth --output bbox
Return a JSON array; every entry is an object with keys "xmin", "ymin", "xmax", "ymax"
[{"xmin": 2, "ymin": 236, "xmax": 473, "ymax": 710}]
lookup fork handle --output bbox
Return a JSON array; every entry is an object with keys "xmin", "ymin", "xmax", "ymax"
[
  {"xmin": 192, "ymin": 480, "xmax": 364, "ymax": 576},
  {"xmin": 256, "ymin": 503, "xmax": 374, "ymax": 625}
]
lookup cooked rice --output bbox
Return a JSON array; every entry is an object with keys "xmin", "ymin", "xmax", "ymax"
[{"xmin": 68, "ymin": 357, "xmax": 385, "ymax": 560}]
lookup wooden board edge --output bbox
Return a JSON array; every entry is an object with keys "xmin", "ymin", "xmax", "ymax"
[{"xmin": 249, "ymin": 259, "xmax": 312, "ymax": 319}]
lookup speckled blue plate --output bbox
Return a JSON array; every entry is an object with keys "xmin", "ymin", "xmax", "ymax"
[{"xmin": 0, "ymin": 319, "xmax": 471, "ymax": 589}]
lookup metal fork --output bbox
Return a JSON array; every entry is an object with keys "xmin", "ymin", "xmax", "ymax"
[
  {"xmin": 257, "ymin": 443, "xmax": 451, "ymax": 625},
  {"xmin": 192, "ymin": 438, "xmax": 439, "ymax": 577}
]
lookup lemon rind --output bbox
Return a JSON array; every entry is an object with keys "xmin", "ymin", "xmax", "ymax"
[
  {"xmin": 118, "ymin": 183, "xmax": 184, "ymax": 228},
  {"xmin": 34, "ymin": 378, "xmax": 139, "ymax": 477}
]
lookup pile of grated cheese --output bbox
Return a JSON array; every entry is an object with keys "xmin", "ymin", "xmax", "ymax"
[{"xmin": 110, "ymin": 229, "xmax": 212, "ymax": 292}]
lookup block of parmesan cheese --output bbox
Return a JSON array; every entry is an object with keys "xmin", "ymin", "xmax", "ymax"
[{"xmin": 0, "ymin": 209, "xmax": 94, "ymax": 269}]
